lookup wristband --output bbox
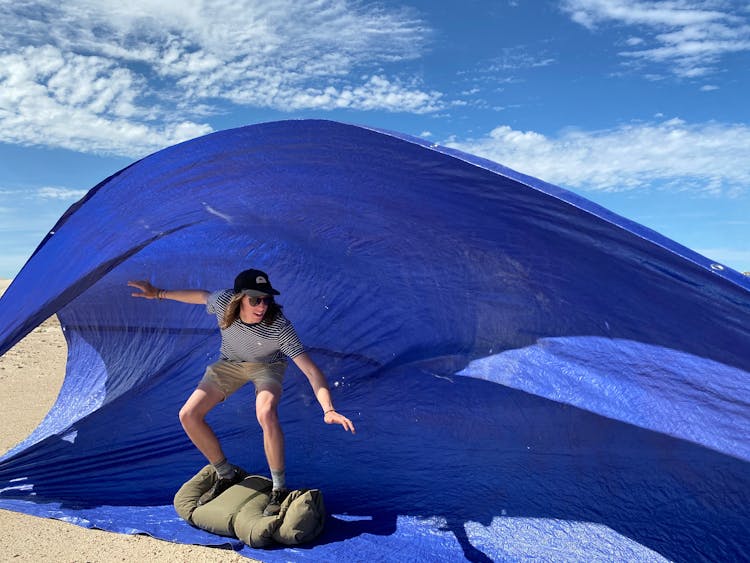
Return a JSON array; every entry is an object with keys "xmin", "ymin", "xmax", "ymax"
[{"xmin": 324, "ymin": 408, "xmax": 336, "ymax": 415}]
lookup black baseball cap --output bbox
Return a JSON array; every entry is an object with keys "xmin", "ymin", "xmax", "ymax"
[{"xmin": 233, "ymin": 269, "xmax": 280, "ymax": 296}]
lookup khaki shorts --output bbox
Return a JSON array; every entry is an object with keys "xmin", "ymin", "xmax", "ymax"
[{"xmin": 200, "ymin": 360, "xmax": 286, "ymax": 399}]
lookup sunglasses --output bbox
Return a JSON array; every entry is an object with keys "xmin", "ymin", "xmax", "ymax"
[{"xmin": 246, "ymin": 295, "xmax": 273, "ymax": 306}]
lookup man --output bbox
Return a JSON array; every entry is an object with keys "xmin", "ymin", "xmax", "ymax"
[{"xmin": 128, "ymin": 269, "xmax": 355, "ymax": 516}]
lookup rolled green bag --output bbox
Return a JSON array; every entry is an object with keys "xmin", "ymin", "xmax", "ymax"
[
  {"xmin": 173, "ymin": 464, "xmax": 326, "ymax": 548},
  {"xmin": 270, "ymin": 488, "xmax": 326, "ymax": 545}
]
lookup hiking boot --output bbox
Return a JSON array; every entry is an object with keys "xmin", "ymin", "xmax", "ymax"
[
  {"xmin": 263, "ymin": 488, "xmax": 289, "ymax": 516},
  {"xmin": 197, "ymin": 469, "xmax": 246, "ymax": 506}
]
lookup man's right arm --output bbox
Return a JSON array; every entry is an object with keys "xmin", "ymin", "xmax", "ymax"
[{"xmin": 127, "ymin": 280, "xmax": 210, "ymax": 305}]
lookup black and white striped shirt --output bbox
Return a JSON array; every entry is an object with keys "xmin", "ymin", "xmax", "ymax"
[{"xmin": 207, "ymin": 290, "xmax": 305, "ymax": 363}]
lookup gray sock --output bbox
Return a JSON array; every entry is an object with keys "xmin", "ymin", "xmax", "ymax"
[
  {"xmin": 271, "ymin": 469, "xmax": 286, "ymax": 490},
  {"xmin": 213, "ymin": 458, "xmax": 236, "ymax": 480}
]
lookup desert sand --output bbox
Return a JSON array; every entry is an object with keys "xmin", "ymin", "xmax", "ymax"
[{"xmin": 0, "ymin": 279, "xmax": 256, "ymax": 562}]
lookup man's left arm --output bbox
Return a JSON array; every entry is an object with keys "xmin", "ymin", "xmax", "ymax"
[{"xmin": 292, "ymin": 353, "xmax": 356, "ymax": 433}]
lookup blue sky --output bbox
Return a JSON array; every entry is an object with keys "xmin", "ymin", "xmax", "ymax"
[{"xmin": 1, "ymin": 0, "xmax": 748, "ymax": 278}]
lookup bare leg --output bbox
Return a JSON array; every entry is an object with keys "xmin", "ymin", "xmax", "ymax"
[
  {"xmin": 255, "ymin": 386, "xmax": 285, "ymax": 472},
  {"xmin": 178, "ymin": 382, "xmax": 226, "ymax": 464}
]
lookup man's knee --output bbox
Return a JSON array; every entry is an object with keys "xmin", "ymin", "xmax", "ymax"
[
  {"xmin": 179, "ymin": 404, "xmax": 202, "ymax": 428},
  {"xmin": 256, "ymin": 402, "xmax": 279, "ymax": 429}
]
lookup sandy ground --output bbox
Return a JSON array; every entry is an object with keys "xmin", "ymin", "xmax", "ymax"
[{"xmin": 0, "ymin": 279, "xmax": 257, "ymax": 562}]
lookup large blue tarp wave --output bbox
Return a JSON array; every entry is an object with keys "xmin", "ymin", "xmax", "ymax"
[{"xmin": 1, "ymin": 120, "xmax": 749, "ymax": 562}]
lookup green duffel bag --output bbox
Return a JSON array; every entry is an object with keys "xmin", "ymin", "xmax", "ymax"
[{"xmin": 173, "ymin": 464, "xmax": 326, "ymax": 548}]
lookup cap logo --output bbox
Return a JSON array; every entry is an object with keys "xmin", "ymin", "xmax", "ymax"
[{"xmin": 256, "ymin": 276, "xmax": 267, "ymax": 284}]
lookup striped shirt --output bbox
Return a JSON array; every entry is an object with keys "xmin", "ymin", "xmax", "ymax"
[{"xmin": 206, "ymin": 290, "xmax": 305, "ymax": 363}]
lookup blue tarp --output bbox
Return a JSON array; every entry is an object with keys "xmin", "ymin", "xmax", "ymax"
[{"xmin": 1, "ymin": 119, "xmax": 748, "ymax": 562}]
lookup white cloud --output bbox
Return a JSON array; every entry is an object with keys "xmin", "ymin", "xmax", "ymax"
[
  {"xmin": 36, "ymin": 187, "xmax": 88, "ymax": 200},
  {"xmin": 0, "ymin": 1, "xmax": 440, "ymax": 156},
  {"xmin": 0, "ymin": 45, "xmax": 212, "ymax": 156},
  {"xmin": 447, "ymin": 118, "xmax": 750, "ymax": 195},
  {"xmin": 226, "ymin": 74, "xmax": 443, "ymax": 113},
  {"xmin": 561, "ymin": 0, "xmax": 750, "ymax": 77},
  {"xmin": 0, "ymin": 186, "xmax": 88, "ymax": 206},
  {"xmin": 485, "ymin": 46, "xmax": 556, "ymax": 72}
]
